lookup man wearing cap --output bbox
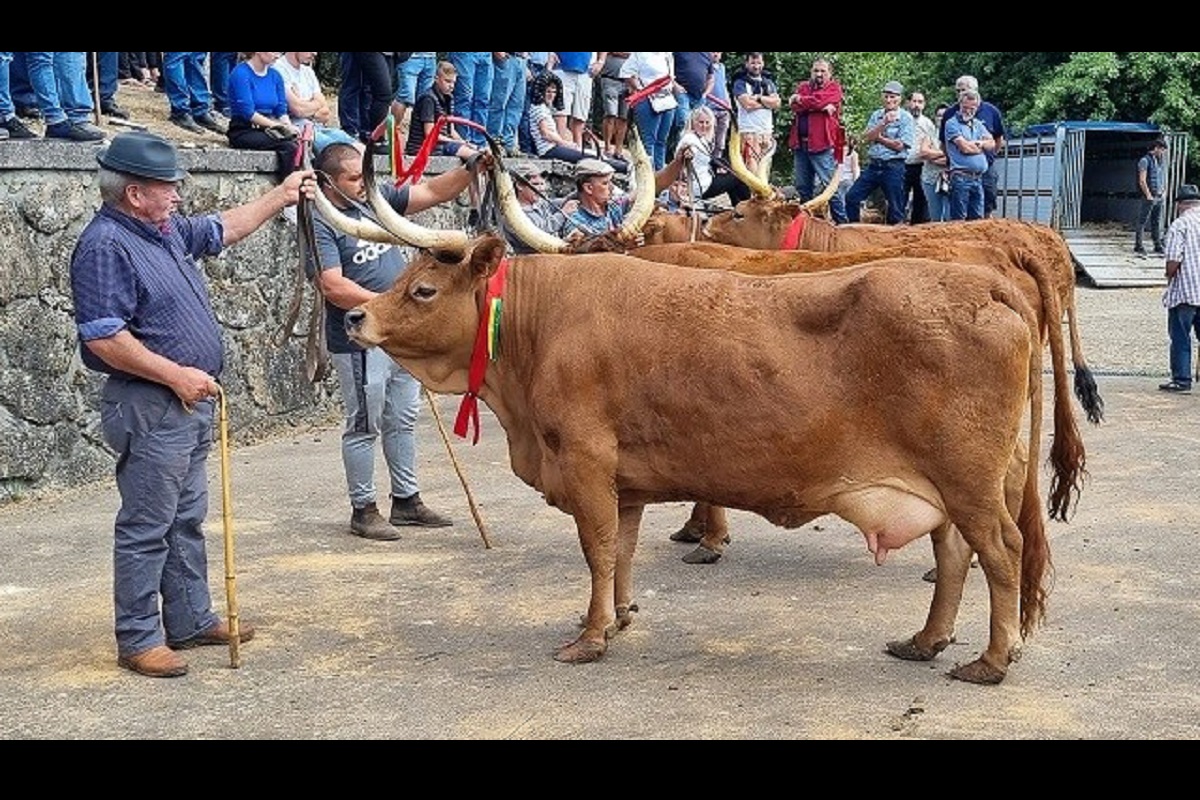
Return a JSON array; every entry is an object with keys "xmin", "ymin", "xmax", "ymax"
[
  {"xmin": 844, "ymin": 80, "xmax": 915, "ymax": 225},
  {"xmin": 1159, "ymin": 183, "xmax": 1200, "ymax": 394},
  {"xmin": 1135, "ymin": 139, "xmax": 1169, "ymax": 257},
  {"xmin": 506, "ymin": 161, "xmax": 565, "ymax": 254},
  {"xmin": 558, "ymin": 152, "xmax": 688, "ymax": 241},
  {"xmin": 69, "ymin": 131, "xmax": 314, "ymax": 678}
]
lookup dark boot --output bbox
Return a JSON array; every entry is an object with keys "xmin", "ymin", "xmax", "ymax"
[
  {"xmin": 389, "ymin": 493, "xmax": 452, "ymax": 528},
  {"xmin": 350, "ymin": 502, "xmax": 401, "ymax": 540}
]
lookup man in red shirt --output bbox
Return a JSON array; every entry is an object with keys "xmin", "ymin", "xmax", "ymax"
[{"xmin": 788, "ymin": 58, "xmax": 846, "ymax": 222}]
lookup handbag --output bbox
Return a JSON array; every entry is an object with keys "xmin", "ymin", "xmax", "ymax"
[{"xmin": 648, "ymin": 91, "xmax": 677, "ymax": 114}]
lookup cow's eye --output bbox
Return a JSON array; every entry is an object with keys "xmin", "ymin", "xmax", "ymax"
[{"xmin": 413, "ymin": 285, "xmax": 437, "ymax": 300}]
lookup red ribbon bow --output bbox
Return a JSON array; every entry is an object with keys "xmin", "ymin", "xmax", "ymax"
[{"xmin": 453, "ymin": 259, "xmax": 509, "ymax": 444}]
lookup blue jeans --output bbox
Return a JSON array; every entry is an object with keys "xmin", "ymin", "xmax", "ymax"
[
  {"xmin": 949, "ymin": 173, "xmax": 985, "ymax": 220},
  {"xmin": 394, "ymin": 53, "xmax": 436, "ymax": 107},
  {"xmin": 631, "ymin": 99, "xmax": 674, "ymax": 171},
  {"xmin": 0, "ymin": 52, "xmax": 14, "ymax": 120},
  {"xmin": 88, "ymin": 52, "xmax": 118, "ymax": 105},
  {"xmin": 487, "ymin": 53, "xmax": 527, "ymax": 150},
  {"xmin": 8, "ymin": 52, "xmax": 35, "ymax": 109},
  {"xmin": 162, "ymin": 52, "xmax": 213, "ymax": 118},
  {"xmin": 1136, "ymin": 198, "xmax": 1164, "ymax": 251},
  {"xmin": 100, "ymin": 378, "xmax": 221, "ymax": 658},
  {"xmin": 1166, "ymin": 303, "xmax": 1200, "ymax": 387},
  {"xmin": 208, "ymin": 52, "xmax": 238, "ymax": 116},
  {"xmin": 793, "ymin": 147, "xmax": 844, "ymax": 221},
  {"xmin": 25, "ymin": 51, "xmax": 93, "ymax": 126},
  {"xmin": 845, "ymin": 158, "xmax": 907, "ymax": 224},
  {"xmin": 333, "ymin": 348, "xmax": 421, "ymax": 509},
  {"xmin": 449, "ymin": 52, "xmax": 494, "ymax": 148},
  {"xmin": 922, "ymin": 177, "xmax": 949, "ymax": 222}
]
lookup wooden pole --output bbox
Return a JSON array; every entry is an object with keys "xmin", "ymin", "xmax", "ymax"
[
  {"xmin": 424, "ymin": 388, "xmax": 492, "ymax": 549},
  {"xmin": 90, "ymin": 52, "xmax": 102, "ymax": 127},
  {"xmin": 216, "ymin": 387, "xmax": 242, "ymax": 668}
]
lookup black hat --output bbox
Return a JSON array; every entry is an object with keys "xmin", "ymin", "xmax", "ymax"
[
  {"xmin": 96, "ymin": 131, "xmax": 189, "ymax": 182},
  {"xmin": 1176, "ymin": 184, "xmax": 1200, "ymax": 204}
]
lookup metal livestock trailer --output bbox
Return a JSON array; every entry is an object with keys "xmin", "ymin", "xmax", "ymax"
[{"xmin": 993, "ymin": 121, "xmax": 1189, "ymax": 287}]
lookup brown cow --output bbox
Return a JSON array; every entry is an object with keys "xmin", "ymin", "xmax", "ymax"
[
  {"xmin": 343, "ymin": 233, "xmax": 1083, "ymax": 685},
  {"xmin": 626, "ymin": 240, "xmax": 1087, "ymax": 564}
]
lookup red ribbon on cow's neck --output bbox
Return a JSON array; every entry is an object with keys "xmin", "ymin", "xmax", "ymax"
[
  {"xmin": 454, "ymin": 259, "xmax": 509, "ymax": 445},
  {"xmin": 782, "ymin": 212, "xmax": 807, "ymax": 251}
]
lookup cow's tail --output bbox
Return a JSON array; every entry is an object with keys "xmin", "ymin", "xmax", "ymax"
[
  {"xmin": 1040, "ymin": 226, "xmax": 1104, "ymax": 425},
  {"xmin": 1002, "ymin": 281, "xmax": 1053, "ymax": 638},
  {"xmin": 1018, "ymin": 249, "xmax": 1087, "ymax": 522}
]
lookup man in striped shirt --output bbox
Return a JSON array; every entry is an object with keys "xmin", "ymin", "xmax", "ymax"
[{"xmin": 1160, "ymin": 183, "xmax": 1200, "ymax": 393}]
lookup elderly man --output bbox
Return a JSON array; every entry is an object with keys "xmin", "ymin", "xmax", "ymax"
[
  {"xmin": 558, "ymin": 154, "xmax": 689, "ymax": 242},
  {"xmin": 1160, "ymin": 184, "xmax": 1200, "ymax": 394},
  {"xmin": 943, "ymin": 88, "xmax": 995, "ymax": 221},
  {"xmin": 69, "ymin": 131, "xmax": 313, "ymax": 677},
  {"xmin": 845, "ymin": 80, "xmax": 915, "ymax": 225},
  {"xmin": 505, "ymin": 161, "xmax": 565, "ymax": 254}
]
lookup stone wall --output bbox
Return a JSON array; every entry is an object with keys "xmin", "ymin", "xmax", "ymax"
[{"xmin": 0, "ymin": 141, "xmax": 492, "ymax": 504}]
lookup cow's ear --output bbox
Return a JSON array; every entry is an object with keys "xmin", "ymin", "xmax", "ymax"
[{"xmin": 468, "ymin": 236, "xmax": 507, "ymax": 280}]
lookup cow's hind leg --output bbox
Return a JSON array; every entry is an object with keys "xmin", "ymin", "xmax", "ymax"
[
  {"xmin": 670, "ymin": 502, "xmax": 710, "ymax": 543},
  {"xmin": 682, "ymin": 505, "xmax": 731, "ymax": 565},
  {"xmin": 613, "ymin": 503, "xmax": 643, "ymax": 630},
  {"xmin": 886, "ymin": 522, "xmax": 972, "ymax": 662}
]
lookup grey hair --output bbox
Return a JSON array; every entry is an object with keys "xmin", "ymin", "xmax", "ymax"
[
  {"xmin": 97, "ymin": 168, "xmax": 136, "ymax": 205},
  {"xmin": 689, "ymin": 105, "xmax": 715, "ymax": 126},
  {"xmin": 956, "ymin": 75, "xmax": 980, "ymax": 92},
  {"xmin": 959, "ymin": 88, "xmax": 982, "ymax": 103}
]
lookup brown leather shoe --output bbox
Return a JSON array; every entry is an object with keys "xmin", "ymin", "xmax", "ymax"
[
  {"xmin": 168, "ymin": 620, "xmax": 256, "ymax": 650},
  {"xmin": 118, "ymin": 645, "xmax": 189, "ymax": 678}
]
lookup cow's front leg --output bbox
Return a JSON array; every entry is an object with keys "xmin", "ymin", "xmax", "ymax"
[
  {"xmin": 613, "ymin": 502, "xmax": 643, "ymax": 630},
  {"xmin": 886, "ymin": 522, "xmax": 971, "ymax": 662},
  {"xmin": 669, "ymin": 502, "xmax": 710, "ymax": 543},
  {"xmin": 554, "ymin": 454, "xmax": 620, "ymax": 664}
]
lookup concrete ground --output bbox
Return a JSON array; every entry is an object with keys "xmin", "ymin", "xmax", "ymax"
[{"xmin": 2, "ymin": 284, "xmax": 1198, "ymax": 740}]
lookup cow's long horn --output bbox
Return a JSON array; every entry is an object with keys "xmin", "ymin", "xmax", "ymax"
[
  {"xmin": 491, "ymin": 140, "xmax": 573, "ymax": 254},
  {"xmin": 617, "ymin": 125, "xmax": 657, "ymax": 239},
  {"xmin": 798, "ymin": 165, "xmax": 842, "ymax": 215},
  {"xmin": 362, "ymin": 147, "xmax": 469, "ymax": 253},
  {"xmin": 728, "ymin": 127, "xmax": 776, "ymax": 199},
  {"xmin": 311, "ymin": 171, "xmax": 410, "ymax": 245}
]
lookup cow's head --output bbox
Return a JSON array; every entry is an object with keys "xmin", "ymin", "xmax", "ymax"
[
  {"xmin": 495, "ymin": 127, "xmax": 657, "ymax": 254},
  {"xmin": 344, "ymin": 236, "xmax": 508, "ymax": 392}
]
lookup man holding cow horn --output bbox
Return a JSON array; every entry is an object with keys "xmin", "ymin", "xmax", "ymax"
[{"xmin": 306, "ymin": 142, "xmax": 493, "ymax": 540}]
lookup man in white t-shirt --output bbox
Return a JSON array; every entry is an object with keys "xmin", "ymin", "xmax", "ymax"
[
  {"xmin": 731, "ymin": 52, "xmax": 781, "ymax": 179},
  {"xmin": 273, "ymin": 52, "xmax": 356, "ymax": 153}
]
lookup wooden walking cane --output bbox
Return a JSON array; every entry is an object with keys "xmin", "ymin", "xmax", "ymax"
[
  {"xmin": 424, "ymin": 388, "xmax": 492, "ymax": 549},
  {"xmin": 215, "ymin": 386, "xmax": 242, "ymax": 667},
  {"xmin": 90, "ymin": 52, "xmax": 102, "ymax": 127}
]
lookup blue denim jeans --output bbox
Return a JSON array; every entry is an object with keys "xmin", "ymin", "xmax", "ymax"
[
  {"xmin": 949, "ymin": 173, "xmax": 985, "ymax": 220},
  {"xmin": 395, "ymin": 53, "xmax": 436, "ymax": 107},
  {"xmin": 162, "ymin": 52, "xmax": 213, "ymax": 118},
  {"xmin": 518, "ymin": 61, "xmax": 547, "ymax": 155},
  {"xmin": 793, "ymin": 147, "xmax": 844, "ymax": 221},
  {"xmin": 1166, "ymin": 303, "xmax": 1200, "ymax": 387},
  {"xmin": 25, "ymin": 51, "xmax": 93, "ymax": 126},
  {"xmin": 487, "ymin": 53, "xmax": 527, "ymax": 150},
  {"xmin": 632, "ymin": 99, "xmax": 674, "ymax": 171},
  {"xmin": 922, "ymin": 177, "xmax": 949, "ymax": 222},
  {"xmin": 1136, "ymin": 198, "xmax": 1164, "ymax": 251},
  {"xmin": 449, "ymin": 52, "xmax": 494, "ymax": 148},
  {"xmin": 845, "ymin": 158, "xmax": 907, "ymax": 224},
  {"xmin": 0, "ymin": 52, "xmax": 14, "ymax": 120},
  {"xmin": 208, "ymin": 52, "xmax": 238, "ymax": 116},
  {"xmin": 100, "ymin": 378, "xmax": 221, "ymax": 658},
  {"xmin": 333, "ymin": 348, "xmax": 421, "ymax": 509},
  {"xmin": 91, "ymin": 51, "xmax": 118, "ymax": 105}
]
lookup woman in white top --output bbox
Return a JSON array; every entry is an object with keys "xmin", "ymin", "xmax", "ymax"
[
  {"xmin": 528, "ymin": 71, "xmax": 628, "ymax": 173},
  {"xmin": 619, "ymin": 52, "xmax": 677, "ymax": 171},
  {"xmin": 675, "ymin": 105, "xmax": 751, "ymax": 208}
]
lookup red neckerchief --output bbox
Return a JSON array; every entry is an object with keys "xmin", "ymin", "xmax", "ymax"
[
  {"xmin": 453, "ymin": 259, "xmax": 509, "ymax": 444},
  {"xmin": 782, "ymin": 212, "xmax": 807, "ymax": 250}
]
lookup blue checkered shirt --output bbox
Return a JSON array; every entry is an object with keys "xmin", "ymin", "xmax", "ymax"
[
  {"xmin": 70, "ymin": 204, "xmax": 226, "ymax": 377},
  {"xmin": 1164, "ymin": 206, "xmax": 1200, "ymax": 308}
]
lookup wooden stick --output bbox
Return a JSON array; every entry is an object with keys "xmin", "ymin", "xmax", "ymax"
[
  {"xmin": 424, "ymin": 388, "xmax": 492, "ymax": 549},
  {"xmin": 216, "ymin": 387, "xmax": 242, "ymax": 668},
  {"xmin": 90, "ymin": 52, "xmax": 102, "ymax": 127}
]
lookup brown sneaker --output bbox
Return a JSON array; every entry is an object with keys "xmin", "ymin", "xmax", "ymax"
[
  {"xmin": 350, "ymin": 502, "xmax": 402, "ymax": 540},
  {"xmin": 168, "ymin": 620, "xmax": 256, "ymax": 650},
  {"xmin": 118, "ymin": 645, "xmax": 189, "ymax": 678},
  {"xmin": 389, "ymin": 493, "xmax": 452, "ymax": 528}
]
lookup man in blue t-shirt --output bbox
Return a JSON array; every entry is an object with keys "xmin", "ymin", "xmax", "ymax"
[
  {"xmin": 939, "ymin": 74, "xmax": 1006, "ymax": 217},
  {"xmin": 943, "ymin": 88, "xmax": 994, "ymax": 221}
]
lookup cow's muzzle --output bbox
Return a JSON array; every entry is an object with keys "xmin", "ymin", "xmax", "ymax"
[{"xmin": 345, "ymin": 308, "xmax": 366, "ymax": 335}]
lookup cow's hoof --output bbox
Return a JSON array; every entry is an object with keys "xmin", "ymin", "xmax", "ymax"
[
  {"xmin": 885, "ymin": 636, "xmax": 949, "ymax": 662},
  {"xmin": 682, "ymin": 545, "xmax": 723, "ymax": 565},
  {"xmin": 554, "ymin": 637, "xmax": 607, "ymax": 664},
  {"xmin": 669, "ymin": 524, "xmax": 705, "ymax": 544},
  {"xmin": 615, "ymin": 603, "xmax": 638, "ymax": 630},
  {"xmin": 948, "ymin": 658, "xmax": 1007, "ymax": 685}
]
